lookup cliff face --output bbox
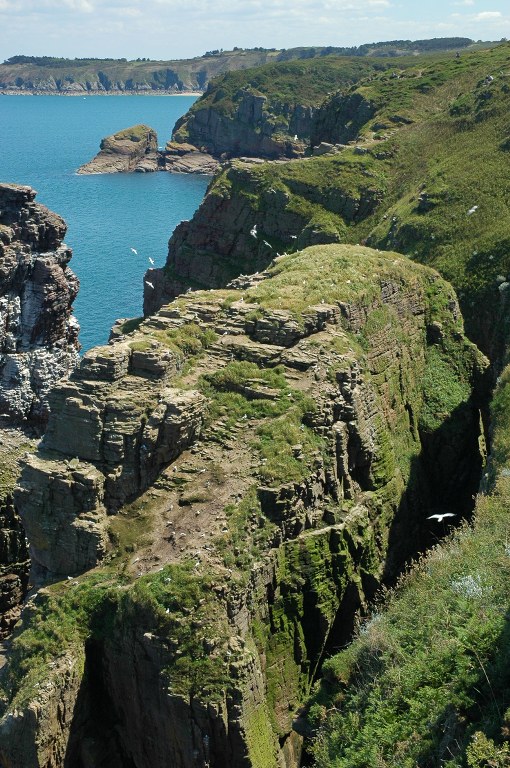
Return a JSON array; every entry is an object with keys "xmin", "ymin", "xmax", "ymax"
[
  {"xmin": 77, "ymin": 125, "xmax": 159, "ymax": 174},
  {"xmin": 152, "ymin": 42, "xmax": 510, "ymax": 360},
  {"xmin": 0, "ymin": 243, "xmax": 487, "ymax": 768},
  {"xmin": 144, "ymin": 156, "xmax": 385, "ymax": 316},
  {"xmin": 0, "ymin": 183, "xmax": 79, "ymax": 639},
  {"xmin": 173, "ymin": 89, "xmax": 310, "ymax": 159},
  {"xmin": 0, "ymin": 184, "xmax": 80, "ymax": 426},
  {"xmin": 169, "ymin": 57, "xmax": 397, "ymax": 161}
]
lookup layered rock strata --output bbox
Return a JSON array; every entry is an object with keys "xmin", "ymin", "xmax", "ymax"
[
  {"xmin": 0, "ymin": 183, "xmax": 80, "ymax": 426},
  {"xmin": 162, "ymin": 141, "xmax": 221, "ymax": 175},
  {"xmin": 77, "ymin": 125, "xmax": 159, "ymax": 174},
  {"xmin": 0, "ymin": 244, "xmax": 487, "ymax": 768}
]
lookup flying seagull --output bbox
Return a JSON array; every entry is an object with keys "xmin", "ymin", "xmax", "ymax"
[
  {"xmin": 148, "ymin": 257, "xmax": 155, "ymax": 265},
  {"xmin": 145, "ymin": 280, "xmax": 155, "ymax": 290},
  {"xmin": 130, "ymin": 247, "xmax": 138, "ymax": 254},
  {"xmin": 427, "ymin": 512, "xmax": 456, "ymax": 523},
  {"xmin": 250, "ymin": 224, "xmax": 258, "ymax": 238},
  {"xmin": 467, "ymin": 206, "xmax": 478, "ymax": 215}
]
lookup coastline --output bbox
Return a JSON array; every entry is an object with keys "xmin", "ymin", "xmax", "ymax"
[{"xmin": 0, "ymin": 90, "xmax": 201, "ymax": 97}]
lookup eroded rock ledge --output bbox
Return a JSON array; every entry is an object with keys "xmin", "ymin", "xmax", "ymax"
[{"xmin": 0, "ymin": 243, "xmax": 488, "ymax": 768}]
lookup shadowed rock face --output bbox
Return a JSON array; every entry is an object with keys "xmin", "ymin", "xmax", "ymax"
[
  {"xmin": 0, "ymin": 244, "xmax": 488, "ymax": 768},
  {"xmin": 77, "ymin": 125, "xmax": 159, "ymax": 174},
  {"xmin": 0, "ymin": 183, "xmax": 80, "ymax": 426}
]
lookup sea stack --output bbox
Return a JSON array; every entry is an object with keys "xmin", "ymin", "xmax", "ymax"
[{"xmin": 77, "ymin": 124, "xmax": 159, "ymax": 174}]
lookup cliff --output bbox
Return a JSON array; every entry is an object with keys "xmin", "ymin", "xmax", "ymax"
[
  {"xmin": 170, "ymin": 57, "xmax": 391, "ymax": 160},
  {"xmin": 148, "ymin": 41, "xmax": 510, "ymax": 360},
  {"xmin": 308, "ymin": 351, "xmax": 510, "ymax": 768},
  {"xmin": 0, "ymin": 183, "xmax": 80, "ymax": 425},
  {"xmin": 0, "ymin": 40, "xmax": 476, "ymax": 95},
  {"xmin": 0, "ymin": 243, "xmax": 488, "ymax": 767},
  {"xmin": 77, "ymin": 125, "xmax": 159, "ymax": 174},
  {"xmin": 0, "ymin": 184, "xmax": 79, "ymax": 640}
]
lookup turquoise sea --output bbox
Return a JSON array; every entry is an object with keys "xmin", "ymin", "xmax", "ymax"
[{"xmin": 0, "ymin": 95, "xmax": 208, "ymax": 350}]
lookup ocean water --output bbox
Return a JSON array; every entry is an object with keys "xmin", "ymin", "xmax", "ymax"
[{"xmin": 0, "ymin": 95, "xmax": 208, "ymax": 350}]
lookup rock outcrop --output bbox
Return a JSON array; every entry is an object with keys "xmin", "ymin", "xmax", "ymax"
[
  {"xmin": 77, "ymin": 125, "xmax": 159, "ymax": 174},
  {"xmin": 0, "ymin": 183, "xmax": 80, "ymax": 426},
  {"xmin": 162, "ymin": 141, "xmax": 221, "ymax": 175},
  {"xmin": 0, "ymin": 184, "xmax": 78, "ymax": 639},
  {"xmin": 173, "ymin": 88, "xmax": 309, "ymax": 160},
  {"xmin": 0, "ymin": 243, "xmax": 488, "ymax": 768}
]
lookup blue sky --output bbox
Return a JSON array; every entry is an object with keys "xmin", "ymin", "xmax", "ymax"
[{"xmin": 0, "ymin": 0, "xmax": 508, "ymax": 62}]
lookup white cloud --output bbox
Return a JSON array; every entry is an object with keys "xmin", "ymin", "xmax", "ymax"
[{"xmin": 474, "ymin": 10, "xmax": 502, "ymax": 19}]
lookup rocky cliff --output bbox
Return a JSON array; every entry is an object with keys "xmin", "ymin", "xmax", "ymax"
[
  {"xmin": 170, "ymin": 57, "xmax": 395, "ymax": 161},
  {"xmin": 77, "ymin": 125, "xmax": 159, "ymax": 174},
  {"xmin": 0, "ymin": 183, "xmax": 80, "ymax": 425},
  {"xmin": 0, "ymin": 184, "xmax": 79, "ymax": 641},
  {"xmin": 0, "ymin": 243, "xmax": 488, "ymax": 767},
  {"xmin": 150, "ymin": 42, "xmax": 510, "ymax": 360}
]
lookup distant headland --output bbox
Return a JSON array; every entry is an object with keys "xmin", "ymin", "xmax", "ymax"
[{"xmin": 0, "ymin": 38, "xmax": 490, "ymax": 95}]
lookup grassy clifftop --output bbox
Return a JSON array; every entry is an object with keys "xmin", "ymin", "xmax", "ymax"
[{"xmin": 163, "ymin": 41, "xmax": 510, "ymax": 356}]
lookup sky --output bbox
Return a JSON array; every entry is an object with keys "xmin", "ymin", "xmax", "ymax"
[{"xmin": 0, "ymin": 0, "xmax": 509, "ymax": 62}]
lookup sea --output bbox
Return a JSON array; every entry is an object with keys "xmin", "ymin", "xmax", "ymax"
[{"xmin": 0, "ymin": 95, "xmax": 209, "ymax": 351}]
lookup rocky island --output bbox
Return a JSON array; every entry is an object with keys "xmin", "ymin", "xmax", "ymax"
[{"xmin": 77, "ymin": 124, "xmax": 159, "ymax": 174}]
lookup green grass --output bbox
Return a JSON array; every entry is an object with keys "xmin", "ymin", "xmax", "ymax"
[
  {"xmin": 117, "ymin": 562, "xmax": 230, "ymax": 697},
  {"xmin": 1, "ymin": 572, "xmax": 121, "ymax": 708},
  {"xmin": 309, "ymin": 366, "xmax": 510, "ymax": 768},
  {"xmin": 187, "ymin": 42, "xmax": 510, "ymax": 352}
]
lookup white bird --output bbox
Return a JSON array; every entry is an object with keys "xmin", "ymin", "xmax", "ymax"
[
  {"xmin": 427, "ymin": 512, "xmax": 456, "ymax": 523},
  {"xmin": 467, "ymin": 206, "xmax": 478, "ymax": 215},
  {"xmin": 148, "ymin": 256, "xmax": 155, "ymax": 265},
  {"xmin": 263, "ymin": 240, "xmax": 272, "ymax": 249},
  {"xmin": 294, "ymin": 134, "xmax": 298, "ymax": 141},
  {"xmin": 145, "ymin": 280, "xmax": 155, "ymax": 289},
  {"xmin": 130, "ymin": 247, "xmax": 138, "ymax": 254},
  {"xmin": 250, "ymin": 224, "xmax": 258, "ymax": 238}
]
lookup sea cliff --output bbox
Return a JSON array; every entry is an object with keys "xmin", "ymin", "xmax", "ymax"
[
  {"xmin": 0, "ymin": 242, "xmax": 487, "ymax": 767},
  {"xmin": 0, "ymin": 184, "xmax": 79, "ymax": 638}
]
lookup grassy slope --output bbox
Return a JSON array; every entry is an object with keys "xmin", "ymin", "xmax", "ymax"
[
  {"xmin": 201, "ymin": 42, "xmax": 510, "ymax": 351},
  {"xmin": 309, "ymin": 366, "xmax": 510, "ymax": 768}
]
